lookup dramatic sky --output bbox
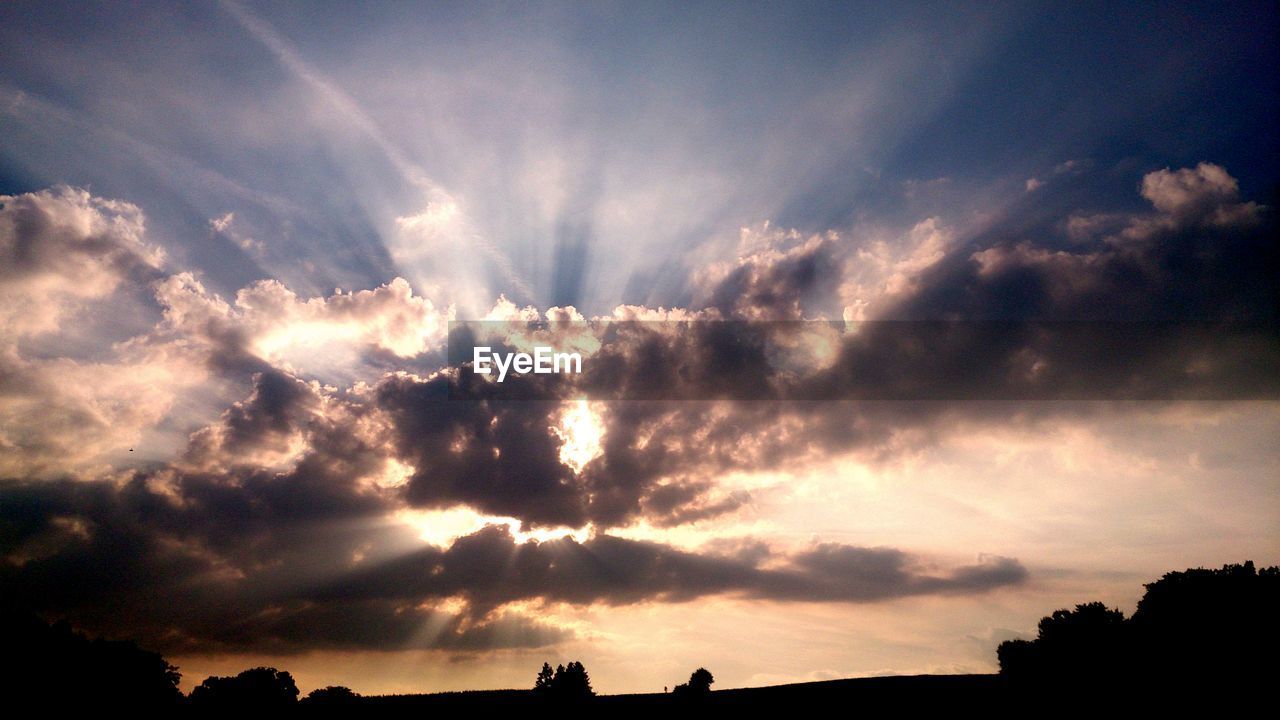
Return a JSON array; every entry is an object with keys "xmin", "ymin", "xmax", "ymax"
[{"xmin": 2, "ymin": 0, "xmax": 1277, "ymax": 695}]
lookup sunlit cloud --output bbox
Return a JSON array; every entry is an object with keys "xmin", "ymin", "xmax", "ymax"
[
  {"xmin": 396, "ymin": 508, "xmax": 592, "ymax": 547},
  {"xmin": 552, "ymin": 400, "xmax": 605, "ymax": 475}
]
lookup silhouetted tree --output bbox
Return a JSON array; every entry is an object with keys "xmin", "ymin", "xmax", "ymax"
[
  {"xmin": 0, "ymin": 609, "xmax": 182, "ymax": 711},
  {"xmin": 189, "ymin": 666, "xmax": 299, "ymax": 710},
  {"xmin": 1005, "ymin": 601, "xmax": 1129, "ymax": 687},
  {"xmin": 533, "ymin": 660, "xmax": 594, "ymax": 701},
  {"xmin": 1129, "ymin": 560, "xmax": 1279, "ymax": 687},
  {"xmin": 998, "ymin": 561, "xmax": 1279, "ymax": 695},
  {"xmin": 995, "ymin": 638, "xmax": 1038, "ymax": 683},
  {"xmin": 302, "ymin": 685, "xmax": 360, "ymax": 706},
  {"xmin": 555, "ymin": 660, "xmax": 595, "ymax": 699},
  {"xmin": 672, "ymin": 667, "xmax": 715, "ymax": 700},
  {"xmin": 533, "ymin": 662, "xmax": 555, "ymax": 694}
]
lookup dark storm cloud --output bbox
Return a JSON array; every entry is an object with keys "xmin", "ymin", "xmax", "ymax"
[
  {"xmin": 375, "ymin": 371, "xmax": 589, "ymax": 528},
  {"xmin": 0, "ymin": 477, "xmax": 1023, "ymax": 655},
  {"xmin": 894, "ymin": 190, "xmax": 1274, "ymax": 324},
  {"xmin": 0, "ymin": 472, "xmax": 549, "ymax": 654},
  {"xmin": 1, "ymin": 362, "xmax": 1024, "ymax": 652},
  {"xmin": 180, "ymin": 372, "xmax": 392, "ymax": 523},
  {"xmin": 374, "ymin": 363, "xmax": 805, "ymax": 529},
  {"xmin": 184, "ymin": 369, "xmax": 316, "ymax": 464},
  {"xmin": 166, "ymin": 599, "xmax": 570, "ymax": 654},
  {"xmin": 777, "ymin": 544, "xmax": 1026, "ymax": 601},
  {"xmin": 640, "ymin": 479, "xmax": 751, "ymax": 528},
  {"xmin": 308, "ymin": 524, "xmax": 1025, "ymax": 611},
  {"xmin": 796, "ymin": 164, "xmax": 1278, "ymax": 401}
]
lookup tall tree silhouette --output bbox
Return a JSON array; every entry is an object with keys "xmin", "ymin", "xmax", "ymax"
[
  {"xmin": 532, "ymin": 660, "xmax": 595, "ymax": 701},
  {"xmin": 555, "ymin": 661, "xmax": 595, "ymax": 699},
  {"xmin": 533, "ymin": 662, "xmax": 555, "ymax": 694}
]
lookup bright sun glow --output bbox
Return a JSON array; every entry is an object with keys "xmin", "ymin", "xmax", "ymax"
[
  {"xmin": 552, "ymin": 399, "xmax": 605, "ymax": 474},
  {"xmin": 373, "ymin": 457, "xmax": 415, "ymax": 489},
  {"xmin": 397, "ymin": 507, "xmax": 591, "ymax": 547}
]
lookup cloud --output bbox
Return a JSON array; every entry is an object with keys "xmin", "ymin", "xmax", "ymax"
[
  {"xmin": 0, "ymin": 186, "xmax": 164, "ymax": 336},
  {"xmin": 374, "ymin": 372, "xmax": 588, "ymax": 528},
  {"xmin": 1023, "ymin": 160, "xmax": 1087, "ymax": 196},
  {"xmin": 181, "ymin": 369, "xmax": 326, "ymax": 471},
  {"xmin": 0, "ymin": 343, "xmax": 207, "ymax": 476},
  {"xmin": 1139, "ymin": 162, "xmax": 1262, "ymax": 225},
  {"xmin": 0, "ymin": 187, "xmax": 453, "ymax": 476},
  {"xmin": 840, "ymin": 217, "xmax": 953, "ymax": 321},
  {"xmin": 8, "ymin": 163, "xmax": 1274, "ymax": 512},
  {"xmin": 897, "ymin": 164, "xmax": 1272, "ymax": 322},
  {"xmin": 0, "ymin": 360, "xmax": 1026, "ymax": 654},
  {"xmin": 0, "ymin": 472, "xmax": 1024, "ymax": 654},
  {"xmin": 0, "ymin": 187, "xmax": 202, "ymax": 475},
  {"xmin": 695, "ymin": 225, "xmax": 842, "ymax": 320},
  {"xmin": 422, "ymin": 163, "xmax": 1275, "ymax": 527},
  {"xmin": 319, "ymin": 525, "xmax": 1025, "ymax": 610},
  {"xmin": 208, "ymin": 211, "xmax": 264, "ymax": 256},
  {"xmin": 157, "ymin": 272, "xmax": 454, "ymax": 374},
  {"xmin": 163, "ymin": 599, "xmax": 571, "ymax": 654},
  {"xmin": 0, "ymin": 164, "xmax": 1271, "ymax": 656}
]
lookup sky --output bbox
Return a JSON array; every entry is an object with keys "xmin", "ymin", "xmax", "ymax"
[{"xmin": 1, "ymin": 0, "xmax": 1278, "ymax": 695}]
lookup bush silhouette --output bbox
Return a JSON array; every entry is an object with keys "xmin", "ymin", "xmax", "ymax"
[
  {"xmin": 672, "ymin": 667, "xmax": 715, "ymax": 700},
  {"xmin": 189, "ymin": 666, "xmax": 299, "ymax": 710},
  {"xmin": 998, "ymin": 561, "xmax": 1279, "ymax": 693},
  {"xmin": 996, "ymin": 601, "xmax": 1128, "ymax": 687},
  {"xmin": 0, "ymin": 609, "xmax": 182, "ymax": 711},
  {"xmin": 302, "ymin": 685, "xmax": 360, "ymax": 706}
]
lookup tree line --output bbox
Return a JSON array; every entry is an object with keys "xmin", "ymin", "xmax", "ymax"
[
  {"xmin": 2, "ymin": 559, "xmax": 1273, "ymax": 710},
  {"xmin": 998, "ymin": 561, "xmax": 1277, "ymax": 692}
]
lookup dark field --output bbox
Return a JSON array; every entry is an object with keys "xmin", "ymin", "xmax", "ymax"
[{"xmin": 335, "ymin": 675, "xmax": 1010, "ymax": 714}]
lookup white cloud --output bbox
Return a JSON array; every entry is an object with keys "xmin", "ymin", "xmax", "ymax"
[
  {"xmin": 841, "ymin": 217, "xmax": 953, "ymax": 321},
  {"xmin": 0, "ymin": 342, "xmax": 206, "ymax": 476},
  {"xmin": 157, "ymin": 272, "xmax": 456, "ymax": 370},
  {"xmin": 210, "ymin": 212, "xmax": 235, "ymax": 233},
  {"xmin": 1, "ymin": 186, "xmax": 457, "ymax": 476},
  {"xmin": 1055, "ymin": 164, "xmax": 1265, "ymax": 248},
  {"xmin": 0, "ymin": 186, "xmax": 164, "ymax": 336},
  {"xmin": 0, "ymin": 187, "xmax": 193, "ymax": 475},
  {"xmin": 1139, "ymin": 162, "xmax": 1262, "ymax": 226},
  {"xmin": 208, "ymin": 211, "xmax": 264, "ymax": 255}
]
